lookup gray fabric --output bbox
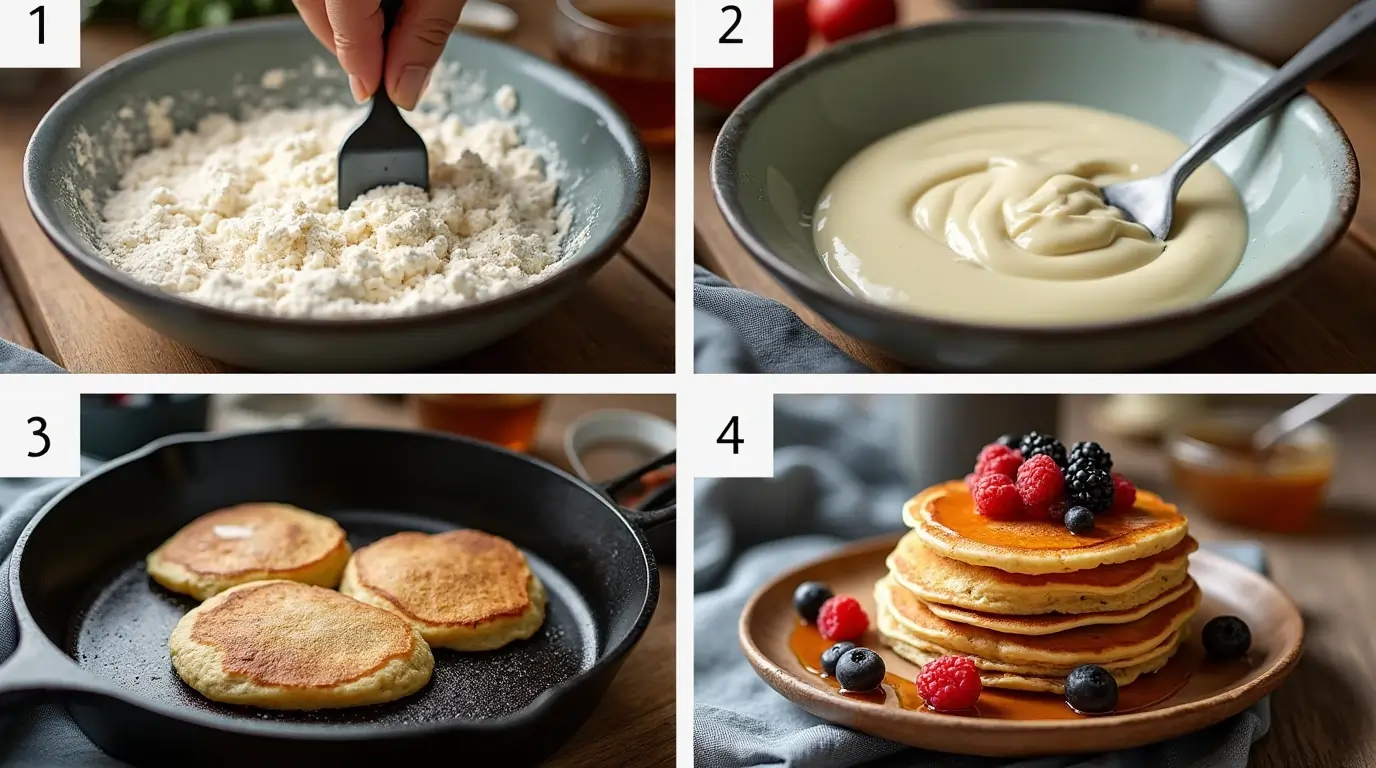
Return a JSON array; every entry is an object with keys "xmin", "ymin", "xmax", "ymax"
[
  {"xmin": 695, "ymin": 396, "xmax": 1271, "ymax": 768},
  {"xmin": 695, "ymin": 267, "xmax": 870, "ymax": 374},
  {"xmin": 0, "ymin": 461, "xmax": 132, "ymax": 768},
  {"xmin": 0, "ymin": 340, "xmax": 63, "ymax": 374}
]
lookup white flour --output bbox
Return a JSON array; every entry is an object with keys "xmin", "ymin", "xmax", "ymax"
[{"xmin": 98, "ymin": 94, "xmax": 570, "ymax": 319}]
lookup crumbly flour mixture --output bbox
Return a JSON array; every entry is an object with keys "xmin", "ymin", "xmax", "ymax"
[{"xmin": 98, "ymin": 95, "xmax": 569, "ymax": 318}]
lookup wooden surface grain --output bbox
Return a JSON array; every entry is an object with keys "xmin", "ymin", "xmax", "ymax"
[
  {"xmin": 248, "ymin": 394, "xmax": 678, "ymax": 768},
  {"xmin": 0, "ymin": 0, "xmax": 674, "ymax": 373},
  {"xmin": 694, "ymin": 0, "xmax": 1376, "ymax": 372},
  {"xmin": 1066, "ymin": 394, "xmax": 1376, "ymax": 768}
]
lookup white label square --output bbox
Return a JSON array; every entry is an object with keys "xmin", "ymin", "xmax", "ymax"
[
  {"xmin": 694, "ymin": 0, "xmax": 774, "ymax": 69},
  {"xmin": 687, "ymin": 385, "xmax": 773, "ymax": 478},
  {"xmin": 0, "ymin": 0, "xmax": 81, "ymax": 69},
  {"xmin": 0, "ymin": 392, "xmax": 80, "ymax": 478}
]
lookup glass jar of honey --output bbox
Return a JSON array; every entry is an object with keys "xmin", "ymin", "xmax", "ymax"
[
  {"xmin": 1166, "ymin": 409, "xmax": 1336, "ymax": 533},
  {"xmin": 411, "ymin": 395, "xmax": 547, "ymax": 453},
  {"xmin": 553, "ymin": 0, "xmax": 675, "ymax": 147}
]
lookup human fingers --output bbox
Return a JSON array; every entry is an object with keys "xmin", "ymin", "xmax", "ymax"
[
  {"xmin": 325, "ymin": 0, "xmax": 386, "ymax": 103},
  {"xmin": 385, "ymin": 0, "xmax": 465, "ymax": 110}
]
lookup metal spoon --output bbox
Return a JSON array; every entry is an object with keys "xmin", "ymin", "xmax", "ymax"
[
  {"xmin": 1251, "ymin": 393, "xmax": 1352, "ymax": 453},
  {"xmin": 1102, "ymin": 0, "xmax": 1376, "ymax": 240},
  {"xmin": 337, "ymin": 0, "xmax": 431, "ymax": 209}
]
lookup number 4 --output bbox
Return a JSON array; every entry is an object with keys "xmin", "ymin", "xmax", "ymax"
[
  {"xmin": 720, "ymin": 5, "xmax": 743, "ymax": 44},
  {"xmin": 717, "ymin": 416, "xmax": 744, "ymax": 455},
  {"xmin": 31, "ymin": 5, "xmax": 44, "ymax": 45}
]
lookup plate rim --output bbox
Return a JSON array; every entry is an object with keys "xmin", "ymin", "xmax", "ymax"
[{"xmin": 738, "ymin": 532, "xmax": 1304, "ymax": 746}]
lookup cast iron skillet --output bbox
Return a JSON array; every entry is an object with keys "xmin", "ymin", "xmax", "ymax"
[{"xmin": 0, "ymin": 427, "xmax": 674, "ymax": 767}]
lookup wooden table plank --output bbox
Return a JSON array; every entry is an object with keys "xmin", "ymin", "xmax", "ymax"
[
  {"xmin": 694, "ymin": 0, "xmax": 1376, "ymax": 373},
  {"xmin": 0, "ymin": 6, "xmax": 673, "ymax": 373},
  {"xmin": 0, "ymin": 257, "xmax": 33, "ymax": 352}
]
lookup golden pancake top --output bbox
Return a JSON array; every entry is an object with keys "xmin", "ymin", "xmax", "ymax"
[
  {"xmin": 154, "ymin": 503, "xmax": 349, "ymax": 577},
  {"xmin": 188, "ymin": 581, "xmax": 419, "ymax": 688},
  {"xmin": 352, "ymin": 530, "xmax": 535, "ymax": 627},
  {"xmin": 903, "ymin": 480, "xmax": 1189, "ymax": 574},
  {"xmin": 926, "ymin": 577, "xmax": 1199, "ymax": 635}
]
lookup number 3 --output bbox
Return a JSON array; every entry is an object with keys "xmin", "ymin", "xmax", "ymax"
[
  {"xmin": 720, "ymin": 5, "xmax": 743, "ymax": 44},
  {"xmin": 28, "ymin": 416, "xmax": 49, "ymax": 458}
]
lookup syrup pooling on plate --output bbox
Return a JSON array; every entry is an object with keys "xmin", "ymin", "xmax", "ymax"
[{"xmin": 790, "ymin": 621, "xmax": 1194, "ymax": 719}]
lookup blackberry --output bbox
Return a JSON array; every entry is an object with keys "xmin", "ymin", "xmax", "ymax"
[
  {"xmin": 1018, "ymin": 431, "xmax": 1067, "ymax": 469},
  {"xmin": 1067, "ymin": 467, "xmax": 1114, "ymax": 513},
  {"xmin": 1067, "ymin": 441, "xmax": 1113, "ymax": 477},
  {"xmin": 995, "ymin": 433, "xmax": 1022, "ymax": 449}
]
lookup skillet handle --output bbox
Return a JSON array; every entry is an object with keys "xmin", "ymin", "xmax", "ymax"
[
  {"xmin": 599, "ymin": 451, "xmax": 676, "ymax": 531},
  {"xmin": 0, "ymin": 631, "xmax": 109, "ymax": 706}
]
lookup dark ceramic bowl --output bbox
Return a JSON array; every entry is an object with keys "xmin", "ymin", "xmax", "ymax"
[
  {"xmin": 712, "ymin": 13, "xmax": 1358, "ymax": 372},
  {"xmin": 25, "ymin": 19, "xmax": 648, "ymax": 372}
]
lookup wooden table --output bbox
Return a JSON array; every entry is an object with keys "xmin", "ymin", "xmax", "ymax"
[
  {"xmin": 695, "ymin": 0, "xmax": 1376, "ymax": 372},
  {"xmin": 1066, "ymin": 394, "xmax": 1376, "ymax": 768},
  {"xmin": 213, "ymin": 393, "xmax": 678, "ymax": 768},
  {"xmin": 0, "ymin": 0, "xmax": 674, "ymax": 373}
]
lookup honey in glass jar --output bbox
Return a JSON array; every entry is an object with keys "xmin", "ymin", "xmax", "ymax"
[{"xmin": 411, "ymin": 395, "xmax": 547, "ymax": 453}]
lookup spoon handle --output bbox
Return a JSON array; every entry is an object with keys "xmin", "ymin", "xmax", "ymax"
[
  {"xmin": 372, "ymin": 0, "xmax": 404, "ymax": 114},
  {"xmin": 1168, "ymin": 0, "xmax": 1376, "ymax": 195},
  {"xmin": 1253, "ymin": 393, "xmax": 1353, "ymax": 452}
]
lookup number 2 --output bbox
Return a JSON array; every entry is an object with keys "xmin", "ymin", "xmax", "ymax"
[
  {"xmin": 27, "ymin": 416, "xmax": 49, "ymax": 458},
  {"xmin": 720, "ymin": 5, "xmax": 743, "ymax": 44},
  {"xmin": 31, "ymin": 5, "xmax": 44, "ymax": 45},
  {"xmin": 717, "ymin": 416, "xmax": 744, "ymax": 455}
]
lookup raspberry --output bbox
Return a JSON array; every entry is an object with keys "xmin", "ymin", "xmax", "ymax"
[
  {"xmin": 1111, "ymin": 473, "xmax": 1137, "ymax": 513},
  {"xmin": 817, "ymin": 596, "xmax": 869, "ymax": 642},
  {"xmin": 1015, "ymin": 454, "xmax": 1063, "ymax": 510},
  {"xmin": 973, "ymin": 473, "xmax": 1024, "ymax": 520},
  {"xmin": 916, "ymin": 655, "xmax": 982, "ymax": 712},
  {"xmin": 965, "ymin": 473, "xmax": 980, "ymax": 492},
  {"xmin": 974, "ymin": 444, "xmax": 1022, "ymax": 479}
]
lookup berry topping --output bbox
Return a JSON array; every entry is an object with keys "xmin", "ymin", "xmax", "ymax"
[
  {"xmin": 916, "ymin": 655, "xmax": 982, "ymax": 712},
  {"xmin": 1015, "ymin": 454, "xmax": 1064, "ymax": 509},
  {"xmin": 1067, "ymin": 441, "xmax": 1113, "ymax": 476},
  {"xmin": 817, "ymin": 596, "xmax": 869, "ymax": 642},
  {"xmin": 965, "ymin": 472, "xmax": 980, "ymax": 492},
  {"xmin": 974, "ymin": 443, "xmax": 1023, "ymax": 480},
  {"xmin": 1065, "ymin": 505, "xmax": 1095, "ymax": 534},
  {"xmin": 820, "ymin": 641, "xmax": 856, "ymax": 676},
  {"xmin": 973, "ymin": 473, "xmax": 1025, "ymax": 521},
  {"xmin": 793, "ymin": 581, "xmax": 834, "ymax": 624},
  {"xmin": 1067, "ymin": 466, "xmax": 1115, "ymax": 513},
  {"xmin": 996, "ymin": 433, "xmax": 1023, "ymax": 449},
  {"xmin": 1110, "ymin": 473, "xmax": 1137, "ymax": 513},
  {"xmin": 1035, "ymin": 498, "xmax": 1069, "ymax": 524},
  {"xmin": 835, "ymin": 647, "xmax": 886, "ymax": 692},
  {"xmin": 1065, "ymin": 664, "xmax": 1118, "ymax": 714},
  {"xmin": 1202, "ymin": 616, "xmax": 1252, "ymax": 661},
  {"xmin": 1019, "ymin": 431, "xmax": 1068, "ymax": 469}
]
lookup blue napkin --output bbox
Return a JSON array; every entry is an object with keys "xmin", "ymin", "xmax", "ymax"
[
  {"xmin": 694, "ymin": 396, "xmax": 1271, "ymax": 767},
  {"xmin": 0, "ymin": 340, "xmax": 63, "ymax": 374},
  {"xmin": 695, "ymin": 267, "xmax": 870, "ymax": 374}
]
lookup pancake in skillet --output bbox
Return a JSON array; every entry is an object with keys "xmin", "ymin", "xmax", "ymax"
[
  {"xmin": 340, "ymin": 529, "xmax": 547, "ymax": 651},
  {"xmin": 146, "ymin": 503, "xmax": 351, "ymax": 601},
  {"xmin": 168, "ymin": 580, "xmax": 433, "ymax": 709}
]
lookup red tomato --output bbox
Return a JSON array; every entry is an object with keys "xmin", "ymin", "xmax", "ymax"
[
  {"xmin": 807, "ymin": 0, "xmax": 898, "ymax": 43},
  {"xmin": 695, "ymin": 0, "xmax": 812, "ymax": 114}
]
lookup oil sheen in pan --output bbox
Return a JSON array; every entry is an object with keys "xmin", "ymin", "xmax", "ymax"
[{"xmin": 69, "ymin": 510, "xmax": 601, "ymax": 724}]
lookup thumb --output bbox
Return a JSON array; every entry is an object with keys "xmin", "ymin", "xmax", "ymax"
[{"xmin": 386, "ymin": 0, "xmax": 467, "ymax": 110}]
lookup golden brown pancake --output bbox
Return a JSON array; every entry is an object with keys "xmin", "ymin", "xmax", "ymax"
[
  {"xmin": 168, "ymin": 580, "xmax": 433, "ymax": 709},
  {"xmin": 340, "ymin": 529, "xmax": 547, "ymax": 651},
  {"xmin": 903, "ymin": 480, "xmax": 1190, "ymax": 574},
  {"xmin": 926, "ymin": 577, "xmax": 1199, "ymax": 635},
  {"xmin": 146, "ymin": 503, "xmax": 352, "ymax": 601}
]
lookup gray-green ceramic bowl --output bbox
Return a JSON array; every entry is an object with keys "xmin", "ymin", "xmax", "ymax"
[
  {"xmin": 25, "ymin": 19, "xmax": 648, "ymax": 372},
  {"xmin": 712, "ymin": 12, "xmax": 1359, "ymax": 372}
]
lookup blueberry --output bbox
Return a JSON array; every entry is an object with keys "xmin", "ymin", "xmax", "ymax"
[
  {"xmin": 1202, "ymin": 616, "xmax": 1252, "ymax": 661},
  {"xmin": 1065, "ymin": 664, "xmax": 1118, "ymax": 714},
  {"xmin": 835, "ymin": 647, "xmax": 886, "ymax": 692},
  {"xmin": 820, "ymin": 642, "xmax": 856, "ymax": 676},
  {"xmin": 793, "ymin": 581, "xmax": 833, "ymax": 624},
  {"xmin": 1065, "ymin": 506, "xmax": 1095, "ymax": 535}
]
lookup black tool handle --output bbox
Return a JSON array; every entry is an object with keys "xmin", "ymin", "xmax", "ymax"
[
  {"xmin": 372, "ymin": 0, "xmax": 404, "ymax": 115},
  {"xmin": 600, "ymin": 451, "xmax": 676, "ymax": 531}
]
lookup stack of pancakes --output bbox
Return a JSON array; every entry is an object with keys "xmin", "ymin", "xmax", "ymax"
[{"xmin": 876, "ymin": 481, "xmax": 1199, "ymax": 694}]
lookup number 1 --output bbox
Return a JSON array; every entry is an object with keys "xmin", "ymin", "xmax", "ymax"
[
  {"xmin": 31, "ymin": 5, "xmax": 44, "ymax": 45},
  {"xmin": 720, "ymin": 5, "xmax": 743, "ymax": 44}
]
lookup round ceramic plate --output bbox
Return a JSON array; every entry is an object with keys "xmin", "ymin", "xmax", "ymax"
[{"xmin": 739, "ymin": 535, "xmax": 1304, "ymax": 757}]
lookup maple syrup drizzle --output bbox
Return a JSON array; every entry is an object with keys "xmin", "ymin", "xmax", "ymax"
[{"xmin": 789, "ymin": 621, "xmax": 1201, "ymax": 719}]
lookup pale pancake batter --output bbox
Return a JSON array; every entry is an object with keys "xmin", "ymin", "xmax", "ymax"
[{"xmin": 813, "ymin": 102, "xmax": 1248, "ymax": 325}]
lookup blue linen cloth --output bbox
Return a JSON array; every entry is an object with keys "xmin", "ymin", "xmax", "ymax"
[
  {"xmin": 0, "ymin": 340, "xmax": 63, "ymax": 374},
  {"xmin": 695, "ymin": 396, "xmax": 1271, "ymax": 767}
]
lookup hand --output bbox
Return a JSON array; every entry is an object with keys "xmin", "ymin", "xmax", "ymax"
[{"xmin": 294, "ymin": 0, "xmax": 468, "ymax": 110}]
